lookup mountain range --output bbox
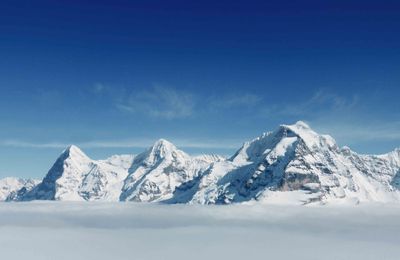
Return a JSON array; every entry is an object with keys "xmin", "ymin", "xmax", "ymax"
[{"xmin": 1, "ymin": 121, "xmax": 399, "ymax": 205}]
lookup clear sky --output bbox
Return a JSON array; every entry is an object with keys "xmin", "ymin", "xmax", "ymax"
[{"xmin": 0, "ymin": 0, "xmax": 399, "ymax": 178}]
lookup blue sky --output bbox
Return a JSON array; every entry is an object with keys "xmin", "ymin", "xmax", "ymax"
[{"xmin": 0, "ymin": 0, "xmax": 399, "ymax": 178}]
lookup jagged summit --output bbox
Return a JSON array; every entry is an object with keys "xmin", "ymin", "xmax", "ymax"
[
  {"xmin": 279, "ymin": 121, "xmax": 337, "ymax": 150},
  {"xmin": 280, "ymin": 121, "xmax": 318, "ymax": 139},
  {"xmin": 120, "ymin": 138, "xmax": 215, "ymax": 202},
  {"xmin": 153, "ymin": 138, "xmax": 174, "ymax": 146},
  {"xmin": 230, "ymin": 121, "xmax": 326, "ymax": 164},
  {"xmin": 134, "ymin": 138, "xmax": 189, "ymax": 167},
  {"xmin": 280, "ymin": 120, "xmax": 311, "ymax": 131},
  {"xmin": 64, "ymin": 144, "xmax": 80, "ymax": 152},
  {"xmin": 61, "ymin": 145, "xmax": 90, "ymax": 161},
  {"xmin": 150, "ymin": 138, "xmax": 178, "ymax": 153}
]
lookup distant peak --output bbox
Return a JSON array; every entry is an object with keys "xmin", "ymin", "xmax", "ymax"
[
  {"xmin": 65, "ymin": 144, "xmax": 82, "ymax": 153},
  {"xmin": 66, "ymin": 144, "xmax": 80, "ymax": 151},
  {"xmin": 154, "ymin": 138, "xmax": 173, "ymax": 145},
  {"xmin": 148, "ymin": 139, "xmax": 179, "ymax": 156},
  {"xmin": 152, "ymin": 139, "xmax": 176, "ymax": 150},
  {"xmin": 138, "ymin": 138, "xmax": 190, "ymax": 165},
  {"xmin": 278, "ymin": 121, "xmax": 339, "ymax": 149},
  {"xmin": 280, "ymin": 121, "xmax": 311, "ymax": 131},
  {"xmin": 62, "ymin": 145, "xmax": 89, "ymax": 160},
  {"xmin": 294, "ymin": 120, "xmax": 311, "ymax": 129},
  {"xmin": 278, "ymin": 121, "xmax": 317, "ymax": 138}
]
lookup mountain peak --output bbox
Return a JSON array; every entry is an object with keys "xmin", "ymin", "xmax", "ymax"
[
  {"xmin": 139, "ymin": 138, "xmax": 188, "ymax": 165},
  {"xmin": 66, "ymin": 144, "xmax": 80, "ymax": 151},
  {"xmin": 153, "ymin": 138, "xmax": 174, "ymax": 147},
  {"xmin": 279, "ymin": 121, "xmax": 326, "ymax": 146},
  {"xmin": 62, "ymin": 145, "xmax": 90, "ymax": 161},
  {"xmin": 151, "ymin": 139, "xmax": 177, "ymax": 153},
  {"xmin": 293, "ymin": 120, "xmax": 311, "ymax": 129},
  {"xmin": 280, "ymin": 121, "xmax": 312, "ymax": 133}
]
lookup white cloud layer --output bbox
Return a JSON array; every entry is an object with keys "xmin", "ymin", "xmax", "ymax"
[{"xmin": 0, "ymin": 202, "xmax": 399, "ymax": 260}]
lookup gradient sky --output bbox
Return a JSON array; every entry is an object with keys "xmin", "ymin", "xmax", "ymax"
[{"xmin": 1, "ymin": 0, "xmax": 399, "ymax": 178}]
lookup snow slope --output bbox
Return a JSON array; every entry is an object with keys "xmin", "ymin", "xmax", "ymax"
[
  {"xmin": 0, "ymin": 177, "xmax": 39, "ymax": 201},
  {"xmin": 21, "ymin": 145, "xmax": 134, "ymax": 201},
  {"xmin": 120, "ymin": 139, "xmax": 223, "ymax": 202}
]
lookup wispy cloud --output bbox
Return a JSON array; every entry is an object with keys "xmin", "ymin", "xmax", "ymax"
[
  {"xmin": 0, "ymin": 140, "xmax": 153, "ymax": 149},
  {"xmin": 209, "ymin": 93, "xmax": 262, "ymax": 109},
  {"xmin": 115, "ymin": 86, "xmax": 195, "ymax": 119},
  {"xmin": 0, "ymin": 140, "xmax": 70, "ymax": 149},
  {"xmin": 93, "ymin": 83, "xmax": 266, "ymax": 118},
  {"xmin": 92, "ymin": 83, "xmax": 107, "ymax": 94},
  {"xmin": 258, "ymin": 88, "xmax": 400, "ymax": 147},
  {"xmin": 262, "ymin": 89, "xmax": 359, "ymax": 117}
]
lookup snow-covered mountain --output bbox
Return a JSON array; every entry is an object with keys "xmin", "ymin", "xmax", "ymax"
[
  {"xmin": 17, "ymin": 141, "xmax": 222, "ymax": 202},
  {"xmin": 5, "ymin": 121, "xmax": 400, "ymax": 204},
  {"xmin": 20, "ymin": 145, "xmax": 134, "ymax": 201},
  {"xmin": 182, "ymin": 122, "xmax": 400, "ymax": 204},
  {"xmin": 0, "ymin": 177, "xmax": 39, "ymax": 201},
  {"xmin": 120, "ymin": 139, "xmax": 223, "ymax": 202}
]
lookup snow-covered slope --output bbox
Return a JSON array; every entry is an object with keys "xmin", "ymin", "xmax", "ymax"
[
  {"xmin": 16, "ymin": 141, "xmax": 222, "ymax": 202},
  {"xmin": 119, "ymin": 139, "xmax": 222, "ymax": 202},
  {"xmin": 0, "ymin": 177, "xmax": 39, "ymax": 201},
  {"xmin": 20, "ymin": 145, "xmax": 134, "ymax": 201},
  {"xmin": 8, "ymin": 121, "xmax": 400, "ymax": 204}
]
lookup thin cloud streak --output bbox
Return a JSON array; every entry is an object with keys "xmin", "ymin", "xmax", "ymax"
[
  {"xmin": 262, "ymin": 89, "xmax": 359, "ymax": 118},
  {"xmin": 4, "ymin": 121, "xmax": 399, "ymax": 153},
  {"xmin": 0, "ymin": 139, "xmax": 240, "ymax": 150}
]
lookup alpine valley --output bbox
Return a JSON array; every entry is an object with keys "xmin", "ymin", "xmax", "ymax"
[{"xmin": 2, "ymin": 121, "xmax": 400, "ymax": 205}]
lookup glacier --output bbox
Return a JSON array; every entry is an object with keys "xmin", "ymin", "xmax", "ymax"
[{"xmin": 2, "ymin": 121, "xmax": 400, "ymax": 204}]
